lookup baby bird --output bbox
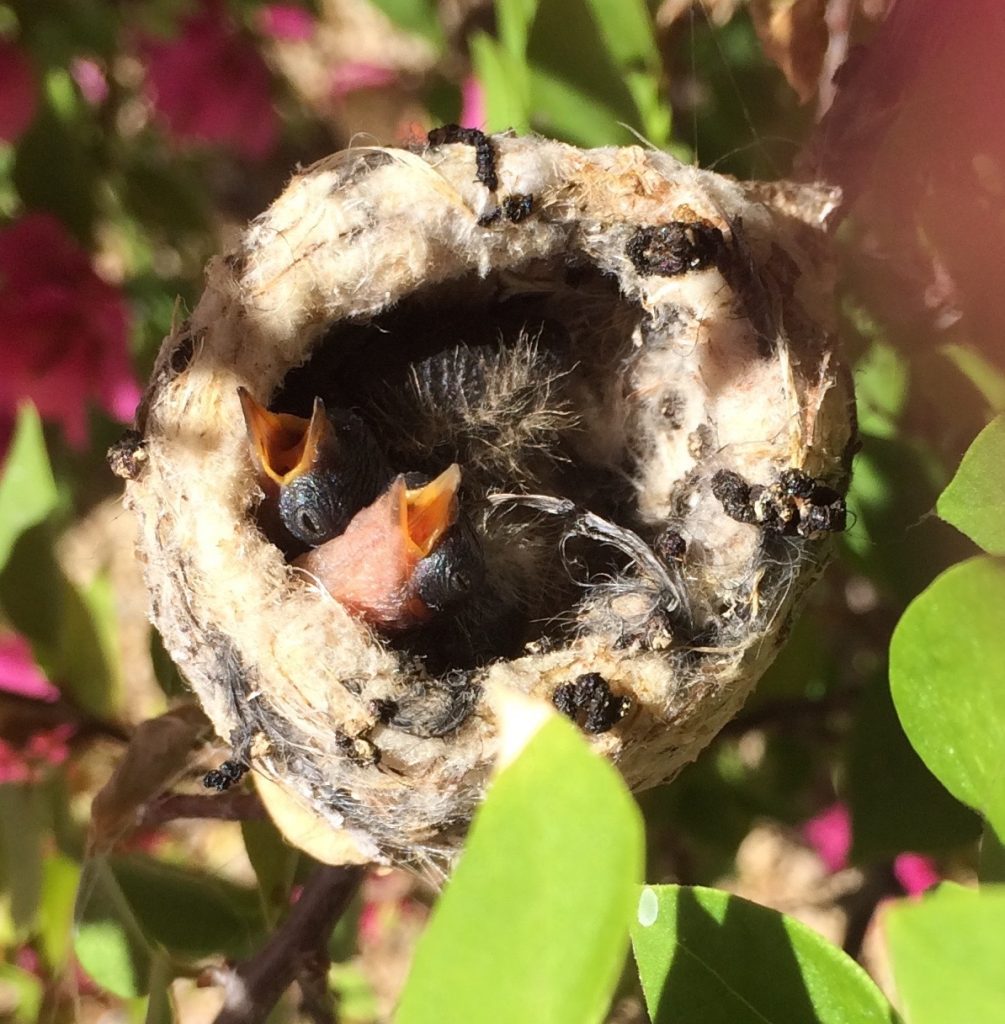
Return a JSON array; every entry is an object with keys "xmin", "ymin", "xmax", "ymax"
[
  {"xmin": 238, "ymin": 387, "xmax": 391, "ymax": 549},
  {"xmin": 240, "ymin": 387, "xmax": 485, "ymax": 633},
  {"xmin": 295, "ymin": 464, "xmax": 484, "ymax": 631}
]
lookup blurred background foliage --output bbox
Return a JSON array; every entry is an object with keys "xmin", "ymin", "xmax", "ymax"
[{"xmin": 1, "ymin": 0, "xmax": 1004, "ymax": 1021}]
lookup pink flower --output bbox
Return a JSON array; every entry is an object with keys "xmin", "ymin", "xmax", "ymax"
[
  {"xmin": 142, "ymin": 1, "xmax": 278, "ymax": 160},
  {"xmin": 24, "ymin": 723, "xmax": 75, "ymax": 767},
  {"xmin": 329, "ymin": 62, "xmax": 399, "ymax": 99},
  {"xmin": 804, "ymin": 802, "xmax": 942, "ymax": 897},
  {"xmin": 459, "ymin": 76, "xmax": 486, "ymax": 130},
  {"xmin": 0, "ymin": 739, "xmax": 30, "ymax": 784},
  {"xmin": 71, "ymin": 58, "xmax": 109, "ymax": 106},
  {"xmin": 258, "ymin": 4, "xmax": 316, "ymax": 42},
  {"xmin": 0, "ymin": 214, "xmax": 140, "ymax": 448},
  {"xmin": 893, "ymin": 852, "xmax": 940, "ymax": 897},
  {"xmin": 0, "ymin": 633, "xmax": 59, "ymax": 702},
  {"xmin": 0, "ymin": 40, "xmax": 37, "ymax": 143},
  {"xmin": 0, "ymin": 725, "xmax": 74, "ymax": 784},
  {"xmin": 803, "ymin": 802, "xmax": 851, "ymax": 873}
]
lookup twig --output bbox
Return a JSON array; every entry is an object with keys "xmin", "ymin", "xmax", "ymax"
[
  {"xmin": 212, "ymin": 864, "xmax": 365, "ymax": 1024},
  {"xmin": 140, "ymin": 791, "xmax": 266, "ymax": 829}
]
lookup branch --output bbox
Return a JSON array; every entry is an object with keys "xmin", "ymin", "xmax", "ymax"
[
  {"xmin": 211, "ymin": 864, "xmax": 365, "ymax": 1024},
  {"xmin": 140, "ymin": 791, "xmax": 266, "ymax": 829}
]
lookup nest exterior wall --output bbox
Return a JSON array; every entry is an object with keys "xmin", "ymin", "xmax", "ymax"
[{"xmin": 123, "ymin": 135, "xmax": 852, "ymax": 869}]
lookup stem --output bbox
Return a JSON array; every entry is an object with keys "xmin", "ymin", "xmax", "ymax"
[
  {"xmin": 212, "ymin": 864, "xmax": 365, "ymax": 1024},
  {"xmin": 141, "ymin": 791, "xmax": 266, "ymax": 828}
]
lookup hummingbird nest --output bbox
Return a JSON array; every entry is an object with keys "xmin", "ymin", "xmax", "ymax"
[{"xmin": 118, "ymin": 132, "xmax": 853, "ymax": 873}]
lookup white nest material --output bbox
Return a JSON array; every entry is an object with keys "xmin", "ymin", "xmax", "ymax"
[{"xmin": 119, "ymin": 134, "xmax": 853, "ymax": 872}]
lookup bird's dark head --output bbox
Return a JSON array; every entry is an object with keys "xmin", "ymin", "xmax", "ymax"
[{"xmin": 238, "ymin": 388, "xmax": 390, "ymax": 546}]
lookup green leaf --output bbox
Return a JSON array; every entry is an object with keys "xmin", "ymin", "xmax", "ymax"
[
  {"xmin": 38, "ymin": 853, "xmax": 81, "ymax": 971},
  {"xmin": 75, "ymin": 856, "xmax": 156, "ymax": 999},
  {"xmin": 367, "ymin": 0, "xmax": 443, "ymax": 48},
  {"xmin": 0, "ymin": 963, "xmax": 43, "ymax": 1024},
  {"xmin": 890, "ymin": 557, "xmax": 1005, "ymax": 840},
  {"xmin": 937, "ymin": 416, "xmax": 1005, "ymax": 554},
  {"xmin": 495, "ymin": 0, "xmax": 537, "ymax": 57},
  {"xmin": 0, "ymin": 404, "xmax": 58, "ymax": 574},
  {"xmin": 527, "ymin": 0, "xmax": 643, "ymax": 146},
  {"xmin": 12, "ymin": 103, "xmax": 99, "ymax": 244},
  {"xmin": 241, "ymin": 818, "xmax": 300, "ymax": 926},
  {"xmin": 111, "ymin": 855, "xmax": 265, "ymax": 960},
  {"xmin": 979, "ymin": 826, "xmax": 1005, "ymax": 885},
  {"xmin": 143, "ymin": 953, "xmax": 177, "ymax": 1024},
  {"xmin": 0, "ymin": 784, "xmax": 46, "ymax": 935},
  {"xmin": 941, "ymin": 343, "xmax": 1005, "ymax": 413},
  {"xmin": 886, "ymin": 884, "xmax": 1005, "ymax": 1024},
  {"xmin": 631, "ymin": 885, "xmax": 896, "ymax": 1024},
  {"xmin": 582, "ymin": 0, "xmax": 669, "ymax": 146},
  {"xmin": 0, "ymin": 522, "xmax": 64, "ymax": 655},
  {"xmin": 846, "ymin": 674, "xmax": 979, "ymax": 862},
  {"xmin": 57, "ymin": 571, "xmax": 121, "ymax": 719},
  {"xmin": 470, "ymin": 31, "xmax": 531, "ymax": 133},
  {"xmin": 854, "ymin": 339, "xmax": 909, "ymax": 439},
  {"xmin": 396, "ymin": 715, "xmax": 644, "ymax": 1024}
]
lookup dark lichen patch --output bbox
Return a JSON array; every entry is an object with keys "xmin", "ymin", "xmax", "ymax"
[
  {"xmin": 334, "ymin": 730, "xmax": 381, "ymax": 766},
  {"xmin": 552, "ymin": 672, "xmax": 630, "ymax": 734},
  {"xmin": 107, "ymin": 430, "xmax": 147, "ymax": 480},
  {"xmin": 203, "ymin": 758, "xmax": 249, "ymax": 791},
  {"xmin": 427, "ymin": 124, "xmax": 498, "ymax": 191},
  {"xmin": 654, "ymin": 528, "xmax": 687, "ymax": 563},
  {"xmin": 626, "ymin": 221, "xmax": 726, "ymax": 278},
  {"xmin": 502, "ymin": 194, "xmax": 534, "ymax": 222},
  {"xmin": 712, "ymin": 467, "xmax": 847, "ymax": 538}
]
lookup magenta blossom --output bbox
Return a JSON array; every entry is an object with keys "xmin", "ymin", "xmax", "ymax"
[
  {"xmin": 0, "ymin": 632, "xmax": 59, "ymax": 702},
  {"xmin": 803, "ymin": 801, "xmax": 940, "ymax": 898},
  {"xmin": 459, "ymin": 76, "xmax": 486, "ymax": 130},
  {"xmin": 0, "ymin": 40, "xmax": 37, "ymax": 143},
  {"xmin": 0, "ymin": 724, "xmax": 74, "ymax": 785},
  {"xmin": 258, "ymin": 4, "xmax": 316, "ymax": 42},
  {"xmin": 142, "ymin": 1, "xmax": 278, "ymax": 160},
  {"xmin": 0, "ymin": 214, "xmax": 140, "ymax": 448},
  {"xmin": 329, "ymin": 62, "xmax": 399, "ymax": 99},
  {"xmin": 71, "ymin": 57, "xmax": 110, "ymax": 106}
]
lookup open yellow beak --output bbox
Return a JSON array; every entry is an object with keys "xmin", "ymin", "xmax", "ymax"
[
  {"xmin": 397, "ymin": 464, "xmax": 462, "ymax": 559},
  {"xmin": 238, "ymin": 388, "xmax": 333, "ymax": 486}
]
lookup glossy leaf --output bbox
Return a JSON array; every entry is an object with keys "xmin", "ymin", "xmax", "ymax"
[
  {"xmin": 470, "ymin": 31, "xmax": 531, "ymax": 134},
  {"xmin": 0, "ymin": 784, "xmax": 46, "ymax": 935},
  {"xmin": 890, "ymin": 557, "xmax": 1005, "ymax": 840},
  {"xmin": 846, "ymin": 675, "xmax": 979, "ymax": 862},
  {"xmin": 495, "ymin": 0, "xmax": 537, "ymax": 56},
  {"xmin": 631, "ymin": 885, "xmax": 895, "ymax": 1024},
  {"xmin": 527, "ymin": 0, "xmax": 643, "ymax": 146},
  {"xmin": 0, "ymin": 404, "xmax": 58, "ymax": 574},
  {"xmin": 75, "ymin": 856, "xmax": 156, "ymax": 999},
  {"xmin": 941, "ymin": 344, "xmax": 1005, "ymax": 413},
  {"xmin": 368, "ymin": 0, "xmax": 443, "ymax": 47},
  {"xmin": 57, "ymin": 572, "xmax": 121, "ymax": 719},
  {"xmin": 395, "ymin": 715, "xmax": 644, "ymax": 1024},
  {"xmin": 937, "ymin": 416, "xmax": 1005, "ymax": 554},
  {"xmin": 38, "ymin": 853, "xmax": 81, "ymax": 971},
  {"xmin": 241, "ymin": 817, "xmax": 300, "ymax": 926},
  {"xmin": 979, "ymin": 826, "xmax": 1005, "ymax": 885},
  {"xmin": 111, "ymin": 855, "xmax": 265, "ymax": 960},
  {"xmin": 0, "ymin": 964, "xmax": 43, "ymax": 1024},
  {"xmin": 886, "ymin": 884, "xmax": 1005, "ymax": 1024}
]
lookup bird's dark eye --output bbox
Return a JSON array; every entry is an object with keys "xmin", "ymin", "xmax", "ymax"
[
  {"xmin": 279, "ymin": 476, "xmax": 344, "ymax": 546},
  {"xmin": 296, "ymin": 509, "xmax": 321, "ymax": 540}
]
